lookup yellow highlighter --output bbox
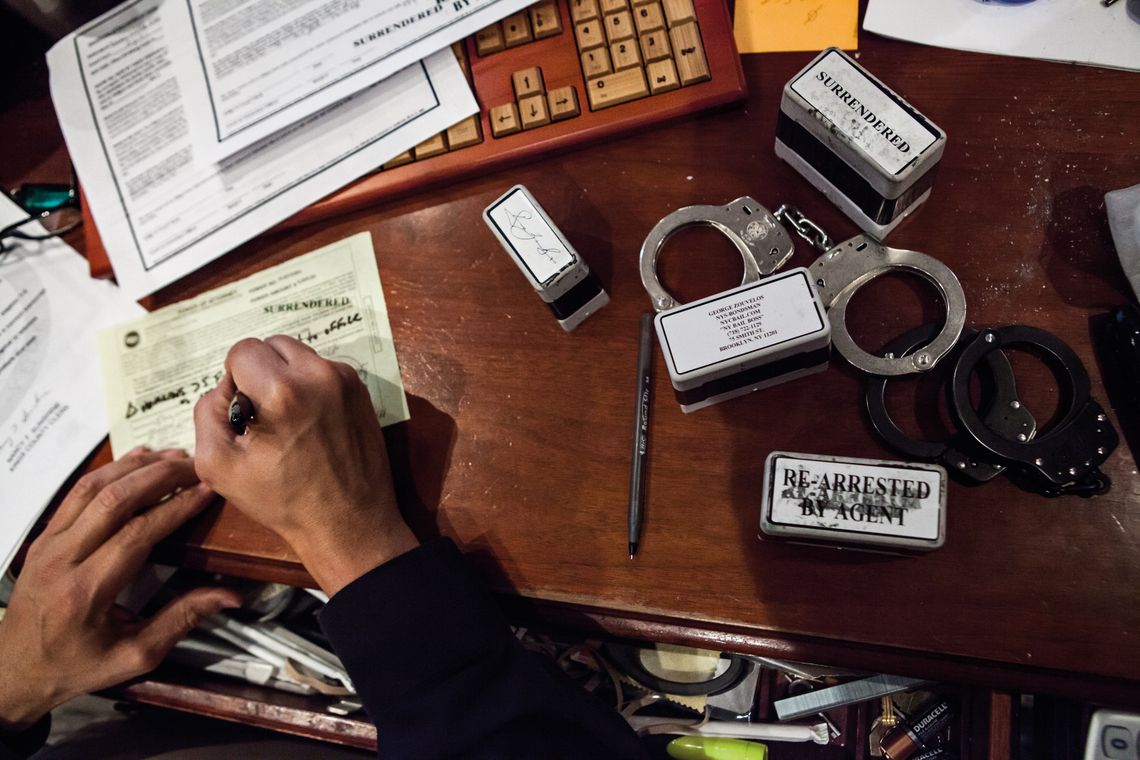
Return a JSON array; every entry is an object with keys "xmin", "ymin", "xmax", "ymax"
[{"xmin": 667, "ymin": 736, "xmax": 769, "ymax": 760}]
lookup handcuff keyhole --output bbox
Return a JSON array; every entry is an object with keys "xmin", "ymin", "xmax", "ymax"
[
  {"xmin": 742, "ymin": 206, "xmax": 752, "ymax": 215},
  {"xmin": 855, "ymin": 242, "xmax": 868, "ymax": 252}
]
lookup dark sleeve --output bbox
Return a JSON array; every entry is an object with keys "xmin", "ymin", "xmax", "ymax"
[
  {"xmin": 0, "ymin": 714, "xmax": 50, "ymax": 759},
  {"xmin": 320, "ymin": 538, "xmax": 645, "ymax": 760}
]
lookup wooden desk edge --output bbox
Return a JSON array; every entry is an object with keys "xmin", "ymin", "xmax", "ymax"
[
  {"xmin": 106, "ymin": 676, "xmax": 377, "ymax": 751},
  {"xmin": 497, "ymin": 596, "xmax": 1140, "ymax": 708},
  {"xmin": 171, "ymin": 548, "xmax": 1140, "ymax": 705}
]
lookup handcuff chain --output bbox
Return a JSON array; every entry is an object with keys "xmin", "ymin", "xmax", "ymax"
[
  {"xmin": 774, "ymin": 204, "xmax": 834, "ymax": 254},
  {"xmin": 1035, "ymin": 469, "xmax": 1112, "ymax": 498}
]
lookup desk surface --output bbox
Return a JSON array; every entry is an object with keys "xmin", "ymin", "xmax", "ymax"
[{"xmin": 5, "ymin": 7, "xmax": 1140, "ymax": 701}]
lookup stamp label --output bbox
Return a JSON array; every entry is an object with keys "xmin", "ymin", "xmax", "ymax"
[
  {"xmin": 791, "ymin": 49, "xmax": 938, "ymax": 176},
  {"xmin": 485, "ymin": 187, "xmax": 575, "ymax": 286},
  {"xmin": 658, "ymin": 271, "xmax": 825, "ymax": 375},
  {"xmin": 764, "ymin": 453, "xmax": 945, "ymax": 543}
]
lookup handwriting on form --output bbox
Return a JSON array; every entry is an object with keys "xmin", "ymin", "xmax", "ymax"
[
  {"xmin": 505, "ymin": 209, "xmax": 565, "ymax": 265},
  {"xmin": 296, "ymin": 311, "xmax": 362, "ymax": 345},
  {"xmin": 125, "ymin": 371, "xmax": 224, "ymax": 419}
]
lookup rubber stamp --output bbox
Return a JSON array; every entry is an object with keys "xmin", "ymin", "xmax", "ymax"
[
  {"xmin": 483, "ymin": 185, "xmax": 608, "ymax": 332},
  {"xmin": 653, "ymin": 269, "xmax": 831, "ymax": 412},
  {"xmin": 775, "ymin": 48, "xmax": 947, "ymax": 239},
  {"xmin": 760, "ymin": 452, "xmax": 947, "ymax": 552}
]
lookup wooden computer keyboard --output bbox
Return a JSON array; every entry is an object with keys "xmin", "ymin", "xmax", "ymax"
[
  {"xmin": 291, "ymin": 0, "xmax": 745, "ymax": 227},
  {"xmin": 84, "ymin": 0, "xmax": 744, "ymax": 278}
]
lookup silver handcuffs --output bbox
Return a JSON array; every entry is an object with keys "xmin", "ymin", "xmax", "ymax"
[
  {"xmin": 639, "ymin": 200, "xmax": 966, "ymax": 376},
  {"xmin": 638, "ymin": 197, "xmax": 795, "ymax": 312}
]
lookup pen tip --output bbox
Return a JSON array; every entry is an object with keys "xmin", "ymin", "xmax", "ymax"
[{"xmin": 628, "ymin": 543, "xmax": 637, "ymax": 559}]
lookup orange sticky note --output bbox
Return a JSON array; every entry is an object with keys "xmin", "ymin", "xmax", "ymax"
[{"xmin": 733, "ymin": 0, "xmax": 859, "ymax": 54}]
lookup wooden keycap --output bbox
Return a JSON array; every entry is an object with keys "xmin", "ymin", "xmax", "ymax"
[
  {"xmin": 413, "ymin": 133, "xmax": 448, "ymax": 159},
  {"xmin": 519, "ymin": 94, "xmax": 552, "ymax": 129},
  {"xmin": 512, "ymin": 67, "xmax": 545, "ymax": 99},
  {"xmin": 670, "ymin": 22, "xmax": 709, "ymax": 85},
  {"xmin": 634, "ymin": 2, "xmax": 665, "ymax": 34},
  {"xmin": 446, "ymin": 116, "xmax": 483, "ymax": 150},
  {"xmin": 489, "ymin": 103, "xmax": 521, "ymax": 137},
  {"xmin": 640, "ymin": 29, "xmax": 671, "ymax": 61},
  {"xmin": 548, "ymin": 86, "xmax": 581, "ymax": 121},
  {"xmin": 605, "ymin": 10, "xmax": 635, "ymax": 42},
  {"xmin": 586, "ymin": 67, "xmax": 649, "ymax": 110},
  {"xmin": 502, "ymin": 11, "xmax": 533, "ymax": 47},
  {"xmin": 383, "ymin": 151, "xmax": 414, "ymax": 169},
  {"xmin": 646, "ymin": 58, "xmax": 679, "ymax": 93},
  {"xmin": 661, "ymin": 0, "xmax": 695, "ymax": 27},
  {"xmin": 475, "ymin": 24, "xmax": 505, "ymax": 55},
  {"xmin": 451, "ymin": 42, "xmax": 470, "ymax": 77},
  {"xmin": 610, "ymin": 40, "xmax": 641, "ymax": 71},
  {"xmin": 575, "ymin": 20, "xmax": 606, "ymax": 50},
  {"xmin": 580, "ymin": 47, "xmax": 612, "ymax": 79},
  {"xmin": 600, "ymin": 0, "xmax": 628, "ymax": 15},
  {"xmin": 570, "ymin": 0, "xmax": 599, "ymax": 24},
  {"xmin": 530, "ymin": 1, "xmax": 562, "ymax": 39}
]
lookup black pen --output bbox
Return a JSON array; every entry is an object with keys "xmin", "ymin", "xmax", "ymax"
[
  {"xmin": 228, "ymin": 391, "xmax": 255, "ymax": 435},
  {"xmin": 628, "ymin": 313, "xmax": 653, "ymax": 559}
]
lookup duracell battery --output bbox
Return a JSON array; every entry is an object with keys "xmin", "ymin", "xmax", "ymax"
[
  {"xmin": 909, "ymin": 748, "xmax": 957, "ymax": 760},
  {"xmin": 881, "ymin": 699, "xmax": 956, "ymax": 760}
]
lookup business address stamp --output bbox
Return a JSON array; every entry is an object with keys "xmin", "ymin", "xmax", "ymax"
[{"xmin": 654, "ymin": 269, "xmax": 831, "ymax": 412}]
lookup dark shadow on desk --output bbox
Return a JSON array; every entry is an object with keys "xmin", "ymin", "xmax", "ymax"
[
  {"xmin": 1041, "ymin": 185, "xmax": 1132, "ymax": 310},
  {"xmin": 384, "ymin": 393, "xmax": 458, "ymax": 544}
]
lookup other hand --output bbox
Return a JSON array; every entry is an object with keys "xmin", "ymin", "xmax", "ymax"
[
  {"xmin": 0, "ymin": 450, "xmax": 241, "ymax": 732},
  {"xmin": 193, "ymin": 336, "xmax": 418, "ymax": 596}
]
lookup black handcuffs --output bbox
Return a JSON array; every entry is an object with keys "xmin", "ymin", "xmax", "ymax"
[
  {"xmin": 950, "ymin": 326, "xmax": 1117, "ymax": 497},
  {"xmin": 866, "ymin": 325, "xmax": 1036, "ymax": 484},
  {"xmin": 866, "ymin": 324, "xmax": 1118, "ymax": 497}
]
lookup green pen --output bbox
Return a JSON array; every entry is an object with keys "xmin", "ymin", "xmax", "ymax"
[{"xmin": 667, "ymin": 736, "xmax": 769, "ymax": 760}]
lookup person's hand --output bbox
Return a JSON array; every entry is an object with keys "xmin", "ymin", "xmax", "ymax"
[
  {"xmin": 0, "ymin": 450, "xmax": 241, "ymax": 733},
  {"xmin": 193, "ymin": 336, "xmax": 418, "ymax": 596}
]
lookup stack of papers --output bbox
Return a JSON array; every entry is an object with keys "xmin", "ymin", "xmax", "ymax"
[
  {"xmin": 47, "ymin": 0, "xmax": 536, "ymax": 299},
  {"xmin": 0, "ymin": 195, "xmax": 144, "ymax": 573}
]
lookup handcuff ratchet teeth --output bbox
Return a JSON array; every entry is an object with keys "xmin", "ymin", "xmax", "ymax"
[
  {"xmin": 775, "ymin": 205, "xmax": 967, "ymax": 377},
  {"xmin": 865, "ymin": 324, "xmax": 1037, "ymax": 484},
  {"xmin": 639, "ymin": 197, "xmax": 795, "ymax": 312},
  {"xmin": 950, "ymin": 325, "xmax": 1118, "ymax": 496}
]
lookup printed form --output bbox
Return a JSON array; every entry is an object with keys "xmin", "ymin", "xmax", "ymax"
[
  {"xmin": 97, "ymin": 233, "xmax": 409, "ymax": 457},
  {"xmin": 47, "ymin": 0, "xmax": 479, "ymax": 300},
  {"xmin": 184, "ymin": 0, "xmax": 535, "ymax": 158},
  {"xmin": 0, "ymin": 195, "xmax": 144, "ymax": 574}
]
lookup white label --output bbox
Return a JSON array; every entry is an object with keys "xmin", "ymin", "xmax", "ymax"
[
  {"xmin": 659, "ymin": 272, "xmax": 824, "ymax": 375},
  {"xmin": 486, "ymin": 188, "xmax": 575, "ymax": 286},
  {"xmin": 791, "ymin": 50, "xmax": 938, "ymax": 176},
  {"xmin": 767, "ymin": 455, "xmax": 943, "ymax": 541}
]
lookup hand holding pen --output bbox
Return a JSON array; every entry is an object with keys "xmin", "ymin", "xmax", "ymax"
[{"xmin": 193, "ymin": 335, "xmax": 419, "ymax": 595}]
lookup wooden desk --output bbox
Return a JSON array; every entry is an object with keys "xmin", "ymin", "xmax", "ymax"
[{"xmin": 4, "ymin": 2, "xmax": 1139, "ymax": 721}]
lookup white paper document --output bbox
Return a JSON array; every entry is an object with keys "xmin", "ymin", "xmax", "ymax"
[
  {"xmin": 864, "ymin": 0, "xmax": 1140, "ymax": 73},
  {"xmin": 0, "ymin": 196, "xmax": 145, "ymax": 574},
  {"xmin": 179, "ymin": 0, "xmax": 533, "ymax": 159},
  {"xmin": 48, "ymin": 3, "xmax": 478, "ymax": 301},
  {"xmin": 97, "ymin": 233, "xmax": 409, "ymax": 457}
]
